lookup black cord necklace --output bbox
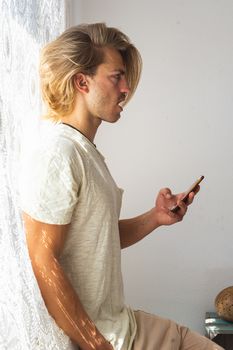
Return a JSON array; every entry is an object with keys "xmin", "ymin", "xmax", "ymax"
[{"xmin": 61, "ymin": 123, "xmax": 96, "ymax": 147}]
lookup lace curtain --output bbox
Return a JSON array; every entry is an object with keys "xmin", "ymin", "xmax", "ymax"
[{"xmin": 0, "ymin": 1, "xmax": 75, "ymax": 349}]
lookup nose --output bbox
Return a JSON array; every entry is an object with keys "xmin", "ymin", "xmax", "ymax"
[{"xmin": 120, "ymin": 76, "xmax": 130, "ymax": 94}]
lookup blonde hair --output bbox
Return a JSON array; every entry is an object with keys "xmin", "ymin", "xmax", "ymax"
[{"xmin": 39, "ymin": 23, "xmax": 142, "ymax": 120}]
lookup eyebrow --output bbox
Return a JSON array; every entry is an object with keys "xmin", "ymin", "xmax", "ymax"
[{"xmin": 111, "ymin": 69, "xmax": 126, "ymax": 75}]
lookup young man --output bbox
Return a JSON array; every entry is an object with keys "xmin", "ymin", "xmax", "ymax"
[{"xmin": 20, "ymin": 23, "xmax": 222, "ymax": 350}]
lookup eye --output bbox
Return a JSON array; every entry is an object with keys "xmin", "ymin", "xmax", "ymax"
[{"xmin": 112, "ymin": 74, "xmax": 121, "ymax": 83}]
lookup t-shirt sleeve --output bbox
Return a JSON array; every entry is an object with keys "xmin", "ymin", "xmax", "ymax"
[{"xmin": 20, "ymin": 143, "xmax": 82, "ymax": 225}]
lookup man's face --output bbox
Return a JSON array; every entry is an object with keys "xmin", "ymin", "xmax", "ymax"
[{"xmin": 85, "ymin": 47, "xmax": 130, "ymax": 123}]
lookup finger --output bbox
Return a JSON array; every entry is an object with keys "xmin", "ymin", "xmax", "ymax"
[
  {"xmin": 171, "ymin": 200, "xmax": 187, "ymax": 220},
  {"xmin": 177, "ymin": 200, "xmax": 188, "ymax": 215},
  {"xmin": 193, "ymin": 184, "xmax": 200, "ymax": 194},
  {"xmin": 159, "ymin": 187, "xmax": 172, "ymax": 199},
  {"xmin": 186, "ymin": 191, "xmax": 195, "ymax": 205},
  {"xmin": 176, "ymin": 191, "xmax": 186, "ymax": 201}
]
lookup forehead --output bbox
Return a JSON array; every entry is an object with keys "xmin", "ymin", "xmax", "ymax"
[{"xmin": 98, "ymin": 47, "xmax": 125, "ymax": 72}]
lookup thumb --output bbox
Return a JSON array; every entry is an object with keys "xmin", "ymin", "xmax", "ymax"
[{"xmin": 159, "ymin": 187, "xmax": 172, "ymax": 199}]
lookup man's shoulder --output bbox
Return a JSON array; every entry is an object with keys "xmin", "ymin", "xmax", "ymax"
[{"xmin": 39, "ymin": 125, "xmax": 83, "ymax": 161}]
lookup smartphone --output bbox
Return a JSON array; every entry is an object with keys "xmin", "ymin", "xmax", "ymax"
[{"xmin": 170, "ymin": 175, "xmax": 204, "ymax": 213}]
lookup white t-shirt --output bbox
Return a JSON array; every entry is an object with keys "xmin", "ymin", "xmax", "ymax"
[{"xmin": 20, "ymin": 123, "xmax": 137, "ymax": 350}]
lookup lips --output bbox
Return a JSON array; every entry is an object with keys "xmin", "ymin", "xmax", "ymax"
[
  {"xmin": 117, "ymin": 104, "xmax": 123, "ymax": 112},
  {"xmin": 116, "ymin": 102, "xmax": 123, "ymax": 112},
  {"xmin": 116, "ymin": 93, "xmax": 127, "ymax": 113},
  {"xmin": 117, "ymin": 97, "xmax": 126, "ymax": 108}
]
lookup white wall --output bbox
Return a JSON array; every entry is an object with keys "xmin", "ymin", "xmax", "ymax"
[{"xmin": 71, "ymin": 0, "xmax": 233, "ymax": 334}]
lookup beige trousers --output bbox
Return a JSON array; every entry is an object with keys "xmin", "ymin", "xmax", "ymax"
[{"xmin": 132, "ymin": 311, "xmax": 224, "ymax": 350}]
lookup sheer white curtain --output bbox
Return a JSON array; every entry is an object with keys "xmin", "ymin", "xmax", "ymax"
[{"xmin": 0, "ymin": 1, "xmax": 75, "ymax": 349}]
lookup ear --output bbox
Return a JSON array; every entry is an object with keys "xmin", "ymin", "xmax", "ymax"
[{"xmin": 74, "ymin": 73, "xmax": 89, "ymax": 93}]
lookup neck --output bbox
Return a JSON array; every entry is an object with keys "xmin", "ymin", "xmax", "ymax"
[
  {"xmin": 60, "ymin": 95, "xmax": 102, "ymax": 143},
  {"xmin": 61, "ymin": 117, "xmax": 101, "ymax": 143}
]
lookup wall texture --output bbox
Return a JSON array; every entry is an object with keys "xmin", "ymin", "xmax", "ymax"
[
  {"xmin": 0, "ymin": 1, "xmax": 75, "ymax": 349},
  {"xmin": 71, "ymin": 0, "xmax": 233, "ymax": 334}
]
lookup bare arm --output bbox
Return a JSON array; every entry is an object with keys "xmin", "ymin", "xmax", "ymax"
[
  {"xmin": 119, "ymin": 207, "xmax": 159, "ymax": 249},
  {"xmin": 22, "ymin": 212, "xmax": 113, "ymax": 350},
  {"xmin": 119, "ymin": 188, "xmax": 196, "ymax": 249}
]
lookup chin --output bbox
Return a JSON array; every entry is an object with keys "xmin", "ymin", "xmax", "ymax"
[
  {"xmin": 113, "ymin": 112, "xmax": 122, "ymax": 121},
  {"xmin": 111, "ymin": 115, "xmax": 121, "ymax": 123},
  {"xmin": 102, "ymin": 114, "xmax": 121, "ymax": 123}
]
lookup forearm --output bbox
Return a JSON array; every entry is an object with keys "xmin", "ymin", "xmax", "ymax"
[
  {"xmin": 119, "ymin": 207, "xmax": 160, "ymax": 249},
  {"xmin": 31, "ymin": 254, "xmax": 108, "ymax": 350}
]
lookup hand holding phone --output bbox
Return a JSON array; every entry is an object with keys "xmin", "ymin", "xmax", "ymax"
[{"xmin": 170, "ymin": 175, "xmax": 204, "ymax": 213}]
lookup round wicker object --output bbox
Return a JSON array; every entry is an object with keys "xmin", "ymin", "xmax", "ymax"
[{"xmin": 215, "ymin": 286, "xmax": 233, "ymax": 322}]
